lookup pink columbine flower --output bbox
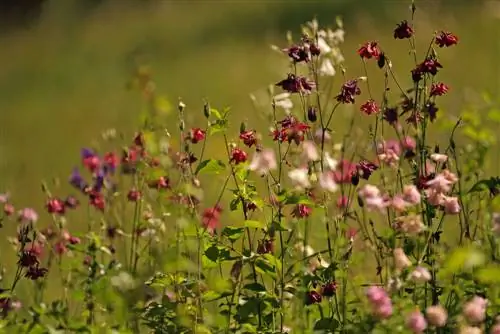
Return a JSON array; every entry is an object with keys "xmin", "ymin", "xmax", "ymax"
[
  {"xmin": 463, "ymin": 296, "xmax": 488, "ymax": 324},
  {"xmin": 394, "ymin": 248, "xmax": 412, "ymax": 270},
  {"xmin": 406, "ymin": 310, "xmax": 427, "ymax": 333},
  {"xmin": 301, "ymin": 140, "xmax": 319, "ymax": 162},
  {"xmin": 410, "ymin": 266, "xmax": 432, "ymax": 283},
  {"xmin": 443, "ymin": 196, "xmax": 461, "ymax": 214},
  {"xmin": 403, "ymin": 185, "xmax": 421, "ymax": 205},
  {"xmin": 18, "ymin": 208, "xmax": 38, "ymax": 224},
  {"xmin": 366, "ymin": 286, "xmax": 393, "ymax": 319},
  {"xmin": 426, "ymin": 305, "xmax": 448, "ymax": 327},
  {"xmin": 248, "ymin": 148, "xmax": 277, "ymax": 175}
]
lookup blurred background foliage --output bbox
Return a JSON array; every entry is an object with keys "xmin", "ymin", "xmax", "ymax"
[{"xmin": 0, "ymin": 0, "xmax": 498, "ymax": 250}]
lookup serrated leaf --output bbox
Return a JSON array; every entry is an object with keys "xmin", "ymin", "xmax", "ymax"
[{"xmin": 196, "ymin": 159, "xmax": 226, "ymax": 175}]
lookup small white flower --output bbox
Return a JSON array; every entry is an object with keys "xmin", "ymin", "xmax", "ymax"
[
  {"xmin": 322, "ymin": 152, "xmax": 338, "ymax": 170},
  {"xmin": 331, "ymin": 48, "xmax": 345, "ymax": 64},
  {"xmin": 288, "ymin": 168, "xmax": 311, "ymax": 189},
  {"xmin": 317, "ymin": 36, "xmax": 331, "ymax": 54},
  {"xmin": 302, "ymin": 140, "xmax": 319, "ymax": 162},
  {"xmin": 430, "ymin": 153, "xmax": 448, "ymax": 163},
  {"xmin": 319, "ymin": 58, "xmax": 336, "ymax": 76},
  {"xmin": 274, "ymin": 93, "xmax": 293, "ymax": 111},
  {"xmin": 249, "ymin": 148, "xmax": 277, "ymax": 175},
  {"xmin": 319, "ymin": 171, "xmax": 338, "ymax": 192}
]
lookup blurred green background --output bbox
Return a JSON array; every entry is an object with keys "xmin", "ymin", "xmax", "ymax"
[{"xmin": 0, "ymin": 0, "xmax": 499, "ymax": 288}]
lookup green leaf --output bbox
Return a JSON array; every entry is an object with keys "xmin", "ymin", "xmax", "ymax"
[
  {"xmin": 476, "ymin": 266, "xmax": 500, "ymax": 284},
  {"xmin": 195, "ymin": 159, "xmax": 226, "ymax": 175},
  {"xmin": 143, "ymin": 131, "xmax": 158, "ymax": 155},
  {"xmin": 205, "ymin": 245, "xmax": 219, "ymax": 262},
  {"xmin": 244, "ymin": 220, "xmax": 265, "ymax": 229},
  {"xmin": 209, "ymin": 119, "xmax": 229, "ymax": 135},
  {"xmin": 314, "ymin": 318, "xmax": 339, "ymax": 330},
  {"xmin": 222, "ymin": 226, "xmax": 245, "ymax": 241},
  {"xmin": 255, "ymin": 257, "xmax": 277, "ymax": 279},
  {"xmin": 243, "ymin": 282, "xmax": 266, "ymax": 292},
  {"xmin": 440, "ymin": 246, "xmax": 485, "ymax": 278}
]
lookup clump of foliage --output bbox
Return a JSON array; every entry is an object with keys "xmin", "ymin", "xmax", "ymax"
[{"xmin": 2, "ymin": 2, "xmax": 500, "ymax": 333}]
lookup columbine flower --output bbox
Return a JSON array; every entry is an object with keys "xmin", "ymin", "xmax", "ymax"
[
  {"xmin": 413, "ymin": 58, "xmax": 443, "ymax": 78},
  {"xmin": 302, "ymin": 141, "xmax": 319, "ymax": 162},
  {"xmin": 188, "ymin": 128, "xmax": 206, "ymax": 144},
  {"xmin": 248, "ymin": 148, "xmax": 277, "ymax": 175},
  {"xmin": 406, "ymin": 310, "xmax": 427, "ymax": 334},
  {"xmin": 239, "ymin": 130, "xmax": 258, "ymax": 147},
  {"xmin": 410, "ymin": 266, "xmax": 432, "ymax": 283},
  {"xmin": 393, "ymin": 214, "xmax": 425, "ymax": 235},
  {"xmin": 357, "ymin": 41, "xmax": 381, "ymax": 59},
  {"xmin": 18, "ymin": 208, "xmax": 38, "ymax": 224},
  {"xmin": 425, "ymin": 102, "xmax": 439, "ymax": 122},
  {"xmin": 305, "ymin": 291, "xmax": 322, "ymax": 305},
  {"xmin": 394, "ymin": 20, "xmax": 414, "ymax": 39},
  {"xmin": 394, "ymin": 248, "xmax": 412, "ymax": 270},
  {"xmin": 321, "ymin": 282, "xmax": 337, "ymax": 297},
  {"xmin": 292, "ymin": 204, "xmax": 312, "ymax": 218},
  {"xmin": 426, "ymin": 305, "xmax": 448, "ymax": 327},
  {"xmin": 81, "ymin": 148, "xmax": 100, "ymax": 172},
  {"xmin": 403, "ymin": 185, "xmax": 421, "ymax": 205},
  {"xmin": 360, "ymin": 99, "xmax": 379, "ymax": 115},
  {"xmin": 319, "ymin": 171, "xmax": 338, "ymax": 193},
  {"xmin": 357, "ymin": 160, "xmax": 378, "ymax": 180},
  {"xmin": 283, "ymin": 44, "xmax": 310, "ymax": 63},
  {"xmin": 69, "ymin": 168, "xmax": 89, "ymax": 192},
  {"xmin": 366, "ymin": 286, "xmax": 393, "ymax": 319},
  {"xmin": 276, "ymin": 74, "xmax": 315, "ymax": 94},
  {"xmin": 336, "ymin": 79, "xmax": 361, "ymax": 104},
  {"xmin": 319, "ymin": 58, "xmax": 336, "ymax": 76},
  {"xmin": 462, "ymin": 296, "xmax": 488, "ymax": 324},
  {"xmin": 435, "ymin": 31, "xmax": 458, "ymax": 47},
  {"xmin": 230, "ymin": 148, "xmax": 248, "ymax": 164},
  {"xmin": 288, "ymin": 168, "xmax": 311, "ymax": 189},
  {"xmin": 383, "ymin": 107, "xmax": 399, "ymax": 125},
  {"xmin": 430, "ymin": 83, "xmax": 449, "ymax": 97},
  {"xmin": 46, "ymin": 198, "xmax": 65, "ymax": 215},
  {"xmin": 443, "ymin": 196, "xmax": 461, "ymax": 214},
  {"xmin": 430, "ymin": 153, "xmax": 448, "ymax": 163},
  {"xmin": 127, "ymin": 190, "xmax": 141, "ymax": 202}
]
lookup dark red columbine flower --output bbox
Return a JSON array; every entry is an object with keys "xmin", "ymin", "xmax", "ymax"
[
  {"xmin": 64, "ymin": 196, "xmax": 79, "ymax": 209},
  {"xmin": 120, "ymin": 148, "xmax": 139, "ymax": 174},
  {"xmin": 81, "ymin": 148, "xmax": 100, "ymax": 173},
  {"xmin": 257, "ymin": 239, "xmax": 274, "ymax": 254},
  {"xmin": 89, "ymin": 190, "xmax": 105, "ymax": 211},
  {"xmin": 307, "ymin": 106, "xmax": 317, "ymax": 122},
  {"xmin": 333, "ymin": 160, "xmax": 358, "ymax": 184},
  {"xmin": 306, "ymin": 291, "xmax": 322, "ymax": 305},
  {"xmin": 435, "ymin": 31, "xmax": 458, "ymax": 48},
  {"xmin": 336, "ymin": 79, "xmax": 361, "ymax": 104},
  {"xmin": 357, "ymin": 41, "xmax": 381, "ymax": 59},
  {"xmin": 24, "ymin": 266, "xmax": 48, "ymax": 280},
  {"xmin": 292, "ymin": 204, "xmax": 312, "ymax": 218},
  {"xmin": 133, "ymin": 132, "xmax": 145, "ymax": 148},
  {"xmin": 284, "ymin": 45, "xmax": 310, "ymax": 63},
  {"xmin": 425, "ymin": 102, "xmax": 439, "ymax": 122},
  {"xmin": 245, "ymin": 201, "xmax": 258, "ymax": 212},
  {"xmin": 272, "ymin": 115, "xmax": 310, "ymax": 145},
  {"xmin": 188, "ymin": 128, "xmax": 206, "ymax": 144},
  {"xmin": 383, "ymin": 107, "xmax": 399, "ymax": 125},
  {"xmin": 309, "ymin": 43, "xmax": 320, "ymax": 56},
  {"xmin": 336, "ymin": 196, "xmax": 349, "ymax": 209},
  {"xmin": 202, "ymin": 205, "xmax": 223, "ymax": 234},
  {"xmin": 322, "ymin": 282, "xmax": 337, "ymax": 297},
  {"xmin": 413, "ymin": 58, "xmax": 443, "ymax": 79},
  {"xmin": 18, "ymin": 250, "xmax": 39, "ymax": 268},
  {"xmin": 357, "ymin": 160, "xmax": 378, "ymax": 180},
  {"xmin": 127, "ymin": 189, "xmax": 141, "ymax": 202},
  {"xmin": 430, "ymin": 82, "xmax": 449, "ymax": 97},
  {"xmin": 360, "ymin": 99, "xmax": 379, "ymax": 115},
  {"xmin": 106, "ymin": 225, "xmax": 118, "ymax": 240},
  {"xmin": 230, "ymin": 148, "xmax": 247, "ymax": 164},
  {"xmin": 46, "ymin": 198, "xmax": 65, "ymax": 215},
  {"xmin": 239, "ymin": 130, "xmax": 257, "ymax": 147},
  {"xmin": 394, "ymin": 20, "xmax": 414, "ymax": 39},
  {"xmin": 276, "ymin": 74, "xmax": 315, "ymax": 94},
  {"xmin": 103, "ymin": 152, "xmax": 119, "ymax": 174},
  {"xmin": 148, "ymin": 176, "xmax": 170, "ymax": 190}
]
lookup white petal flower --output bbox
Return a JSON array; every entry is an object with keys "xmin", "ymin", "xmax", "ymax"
[
  {"xmin": 317, "ymin": 36, "xmax": 331, "ymax": 54},
  {"xmin": 288, "ymin": 168, "xmax": 311, "ymax": 189},
  {"xmin": 248, "ymin": 148, "xmax": 277, "ymax": 175},
  {"xmin": 322, "ymin": 152, "xmax": 338, "ymax": 170},
  {"xmin": 319, "ymin": 172, "xmax": 338, "ymax": 192},
  {"xmin": 302, "ymin": 140, "xmax": 319, "ymax": 162},
  {"xmin": 319, "ymin": 58, "xmax": 336, "ymax": 76}
]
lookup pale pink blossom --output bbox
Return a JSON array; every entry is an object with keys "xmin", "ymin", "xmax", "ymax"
[
  {"xmin": 430, "ymin": 153, "xmax": 448, "ymax": 163},
  {"xmin": 463, "ymin": 296, "xmax": 488, "ymax": 324},
  {"xmin": 426, "ymin": 305, "xmax": 448, "ymax": 327},
  {"xmin": 393, "ymin": 214, "xmax": 425, "ymax": 235},
  {"xmin": 410, "ymin": 266, "xmax": 432, "ymax": 283},
  {"xmin": 358, "ymin": 184, "xmax": 381, "ymax": 198},
  {"xmin": 392, "ymin": 195, "xmax": 409, "ymax": 212},
  {"xmin": 406, "ymin": 310, "xmax": 427, "ymax": 333},
  {"xmin": 378, "ymin": 151, "xmax": 400, "ymax": 168},
  {"xmin": 366, "ymin": 286, "xmax": 393, "ymax": 319},
  {"xmin": 426, "ymin": 174, "xmax": 453, "ymax": 193},
  {"xmin": 365, "ymin": 196, "xmax": 390, "ymax": 211},
  {"xmin": 425, "ymin": 189, "xmax": 445, "ymax": 206},
  {"xmin": 402, "ymin": 136, "xmax": 416, "ymax": 151},
  {"xmin": 18, "ymin": 208, "xmax": 38, "ymax": 224},
  {"xmin": 394, "ymin": 248, "xmax": 412, "ymax": 270},
  {"xmin": 319, "ymin": 171, "xmax": 338, "ymax": 193},
  {"xmin": 403, "ymin": 185, "xmax": 421, "ymax": 205},
  {"xmin": 248, "ymin": 148, "xmax": 277, "ymax": 175},
  {"xmin": 288, "ymin": 168, "xmax": 311, "ymax": 189},
  {"xmin": 443, "ymin": 196, "xmax": 461, "ymax": 214},
  {"xmin": 302, "ymin": 140, "xmax": 319, "ymax": 162}
]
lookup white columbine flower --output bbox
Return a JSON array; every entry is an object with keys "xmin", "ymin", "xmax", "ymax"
[
  {"xmin": 319, "ymin": 58, "xmax": 336, "ymax": 76},
  {"xmin": 288, "ymin": 168, "xmax": 311, "ymax": 189}
]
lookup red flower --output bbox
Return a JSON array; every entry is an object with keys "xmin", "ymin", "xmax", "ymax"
[
  {"xmin": 127, "ymin": 189, "xmax": 141, "ymax": 202},
  {"xmin": 202, "ymin": 205, "xmax": 223, "ymax": 234},
  {"xmin": 306, "ymin": 291, "xmax": 322, "ymax": 305},
  {"xmin": 336, "ymin": 80, "xmax": 361, "ymax": 104},
  {"xmin": 357, "ymin": 41, "xmax": 381, "ymax": 59},
  {"xmin": 89, "ymin": 191, "xmax": 105, "ymax": 211},
  {"xmin": 272, "ymin": 115, "xmax": 310, "ymax": 144},
  {"xmin": 333, "ymin": 160, "xmax": 358, "ymax": 184},
  {"xmin": 435, "ymin": 31, "xmax": 458, "ymax": 48},
  {"xmin": 360, "ymin": 99, "xmax": 379, "ymax": 115},
  {"xmin": 239, "ymin": 130, "xmax": 257, "ymax": 147},
  {"xmin": 189, "ymin": 128, "xmax": 206, "ymax": 144},
  {"xmin": 64, "ymin": 196, "xmax": 79, "ymax": 209},
  {"xmin": 284, "ymin": 45, "xmax": 310, "ymax": 63},
  {"xmin": 276, "ymin": 74, "xmax": 315, "ymax": 94},
  {"xmin": 336, "ymin": 196, "xmax": 349, "ymax": 209},
  {"xmin": 322, "ymin": 282, "xmax": 337, "ymax": 297},
  {"xmin": 393, "ymin": 20, "xmax": 414, "ymax": 39},
  {"xmin": 430, "ymin": 82, "xmax": 449, "ymax": 97},
  {"xmin": 257, "ymin": 239, "xmax": 274, "ymax": 254},
  {"xmin": 148, "ymin": 176, "xmax": 170, "ymax": 190},
  {"xmin": 230, "ymin": 148, "xmax": 248, "ymax": 164},
  {"xmin": 3, "ymin": 203, "xmax": 14, "ymax": 216},
  {"xmin": 292, "ymin": 204, "xmax": 312, "ymax": 218},
  {"xmin": 357, "ymin": 160, "xmax": 378, "ymax": 180},
  {"xmin": 46, "ymin": 198, "xmax": 65, "ymax": 215},
  {"xmin": 81, "ymin": 149, "xmax": 100, "ymax": 173},
  {"xmin": 104, "ymin": 152, "xmax": 119, "ymax": 173}
]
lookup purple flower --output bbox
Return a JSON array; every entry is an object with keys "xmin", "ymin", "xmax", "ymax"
[
  {"xmin": 69, "ymin": 168, "xmax": 88, "ymax": 192},
  {"xmin": 93, "ymin": 169, "xmax": 106, "ymax": 192},
  {"xmin": 81, "ymin": 148, "xmax": 95, "ymax": 159}
]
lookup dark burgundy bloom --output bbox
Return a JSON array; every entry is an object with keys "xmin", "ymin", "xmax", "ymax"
[
  {"xmin": 89, "ymin": 190, "xmax": 105, "ymax": 211},
  {"xmin": 230, "ymin": 148, "xmax": 247, "ymax": 164},
  {"xmin": 415, "ymin": 173, "xmax": 435, "ymax": 190},
  {"xmin": 307, "ymin": 106, "xmax": 317, "ymax": 122},
  {"xmin": 148, "ymin": 176, "xmax": 170, "ymax": 190},
  {"xmin": 69, "ymin": 168, "xmax": 89, "ymax": 193},
  {"xmin": 121, "ymin": 148, "xmax": 139, "ymax": 174},
  {"xmin": 18, "ymin": 250, "xmax": 39, "ymax": 268},
  {"xmin": 81, "ymin": 148, "xmax": 100, "ymax": 173},
  {"xmin": 276, "ymin": 74, "xmax": 315, "ymax": 94},
  {"xmin": 133, "ymin": 132, "xmax": 145, "ymax": 147},
  {"xmin": 416, "ymin": 58, "xmax": 443, "ymax": 76},
  {"xmin": 357, "ymin": 41, "xmax": 381, "ymax": 59},
  {"xmin": 188, "ymin": 128, "xmax": 206, "ymax": 144},
  {"xmin": 245, "ymin": 201, "xmax": 258, "ymax": 212},
  {"xmin": 435, "ymin": 31, "xmax": 458, "ymax": 47},
  {"xmin": 425, "ymin": 102, "xmax": 439, "ymax": 122},
  {"xmin": 309, "ymin": 43, "xmax": 321, "ymax": 56},
  {"xmin": 239, "ymin": 130, "xmax": 257, "ymax": 147},
  {"xmin": 46, "ymin": 198, "xmax": 65, "ymax": 215},
  {"xmin": 394, "ymin": 20, "xmax": 414, "ymax": 39},
  {"xmin": 336, "ymin": 80, "xmax": 361, "ymax": 104},
  {"xmin": 322, "ymin": 282, "xmax": 337, "ymax": 297},
  {"xmin": 383, "ymin": 107, "xmax": 399, "ymax": 125},
  {"xmin": 68, "ymin": 236, "xmax": 80, "ymax": 245},
  {"xmin": 292, "ymin": 204, "xmax": 312, "ymax": 218},
  {"xmin": 306, "ymin": 291, "xmax": 322, "ymax": 305},
  {"xmin": 24, "ymin": 266, "xmax": 48, "ymax": 280},
  {"xmin": 272, "ymin": 115, "xmax": 310, "ymax": 145},
  {"xmin": 430, "ymin": 82, "xmax": 449, "ymax": 97},
  {"xmin": 360, "ymin": 99, "xmax": 379, "ymax": 115},
  {"xmin": 106, "ymin": 226, "xmax": 118, "ymax": 240},
  {"xmin": 284, "ymin": 45, "xmax": 310, "ymax": 63},
  {"xmin": 64, "ymin": 196, "xmax": 79, "ymax": 209},
  {"xmin": 127, "ymin": 189, "xmax": 141, "ymax": 202},
  {"xmin": 357, "ymin": 160, "xmax": 378, "ymax": 180},
  {"xmin": 257, "ymin": 239, "xmax": 274, "ymax": 254}
]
